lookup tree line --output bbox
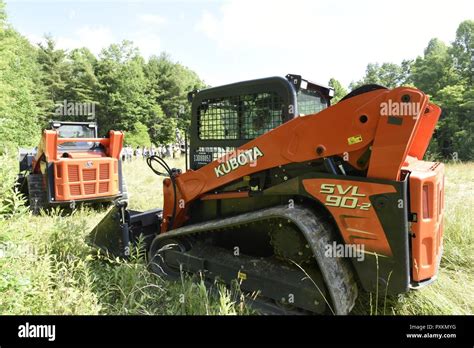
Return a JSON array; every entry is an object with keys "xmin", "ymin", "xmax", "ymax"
[
  {"xmin": 0, "ymin": 0, "xmax": 205, "ymax": 150},
  {"xmin": 0, "ymin": 0, "xmax": 472, "ymax": 160}
]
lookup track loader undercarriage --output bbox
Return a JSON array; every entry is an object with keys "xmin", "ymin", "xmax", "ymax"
[
  {"xmin": 90, "ymin": 203, "xmax": 358, "ymax": 314},
  {"xmin": 149, "ymin": 205, "xmax": 358, "ymax": 314}
]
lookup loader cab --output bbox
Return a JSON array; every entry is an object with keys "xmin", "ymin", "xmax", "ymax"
[
  {"xmin": 188, "ymin": 74, "xmax": 334, "ymax": 169},
  {"xmin": 49, "ymin": 121, "xmax": 99, "ymax": 151},
  {"xmin": 50, "ymin": 121, "xmax": 98, "ymax": 138}
]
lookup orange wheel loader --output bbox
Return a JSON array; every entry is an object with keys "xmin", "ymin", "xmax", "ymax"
[
  {"xmin": 89, "ymin": 74, "xmax": 444, "ymax": 314},
  {"xmin": 18, "ymin": 121, "xmax": 127, "ymax": 213}
]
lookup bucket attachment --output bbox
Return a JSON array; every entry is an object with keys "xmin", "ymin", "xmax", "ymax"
[{"xmin": 87, "ymin": 202, "xmax": 162, "ymax": 258}]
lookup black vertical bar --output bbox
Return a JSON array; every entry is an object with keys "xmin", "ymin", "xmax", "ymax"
[{"xmin": 185, "ymin": 127, "xmax": 189, "ymax": 171}]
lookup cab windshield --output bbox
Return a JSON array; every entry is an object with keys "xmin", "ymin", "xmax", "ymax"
[{"xmin": 57, "ymin": 124, "xmax": 96, "ymax": 149}]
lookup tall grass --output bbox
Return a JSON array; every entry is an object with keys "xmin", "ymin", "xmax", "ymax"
[
  {"xmin": 121, "ymin": 156, "xmax": 184, "ymax": 211},
  {"xmin": 0, "ymin": 154, "xmax": 251, "ymax": 315},
  {"xmin": 0, "ymin": 153, "xmax": 472, "ymax": 315}
]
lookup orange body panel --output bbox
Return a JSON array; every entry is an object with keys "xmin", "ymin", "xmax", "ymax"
[
  {"xmin": 368, "ymin": 98, "xmax": 441, "ymax": 181},
  {"xmin": 407, "ymin": 104, "xmax": 442, "ymax": 160},
  {"xmin": 302, "ymin": 178, "xmax": 396, "ymax": 256},
  {"xmin": 53, "ymin": 158, "xmax": 119, "ymax": 201},
  {"xmin": 34, "ymin": 129, "xmax": 124, "ymax": 203},
  {"xmin": 403, "ymin": 159, "xmax": 445, "ymax": 281}
]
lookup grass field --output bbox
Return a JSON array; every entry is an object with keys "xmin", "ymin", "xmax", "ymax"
[{"xmin": 0, "ymin": 154, "xmax": 472, "ymax": 315}]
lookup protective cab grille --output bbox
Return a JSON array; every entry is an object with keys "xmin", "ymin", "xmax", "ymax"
[
  {"xmin": 198, "ymin": 92, "xmax": 285, "ymax": 141},
  {"xmin": 194, "ymin": 91, "xmax": 285, "ymax": 168}
]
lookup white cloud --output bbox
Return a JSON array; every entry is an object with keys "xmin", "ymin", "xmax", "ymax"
[
  {"xmin": 34, "ymin": 25, "xmax": 116, "ymax": 55},
  {"xmin": 138, "ymin": 14, "xmax": 166, "ymax": 25},
  {"xmin": 68, "ymin": 10, "xmax": 76, "ymax": 20},
  {"xmin": 132, "ymin": 13, "xmax": 166, "ymax": 57},
  {"xmin": 26, "ymin": 33, "xmax": 46, "ymax": 47},
  {"xmin": 195, "ymin": 0, "xmax": 474, "ymax": 87},
  {"xmin": 26, "ymin": 25, "xmax": 161, "ymax": 59},
  {"xmin": 195, "ymin": 0, "xmax": 330, "ymax": 50},
  {"xmin": 131, "ymin": 32, "xmax": 161, "ymax": 58}
]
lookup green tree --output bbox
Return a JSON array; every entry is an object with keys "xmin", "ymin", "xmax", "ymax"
[
  {"xmin": 451, "ymin": 20, "xmax": 474, "ymax": 85},
  {"xmin": 145, "ymin": 53, "xmax": 204, "ymax": 133},
  {"xmin": 0, "ymin": 0, "xmax": 44, "ymax": 147},
  {"xmin": 37, "ymin": 36, "xmax": 72, "ymax": 119},
  {"xmin": 125, "ymin": 121, "xmax": 151, "ymax": 147},
  {"xmin": 328, "ymin": 78, "xmax": 347, "ymax": 103},
  {"xmin": 411, "ymin": 38, "xmax": 459, "ymax": 97},
  {"xmin": 95, "ymin": 41, "xmax": 151, "ymax": 134},
  {"xmin": 0, "ymin": 0, "xmax": 6, "ymax": 24},
  {"xmin": 349, "ymin": 61, "xmax": 411, "ymax": 90},
  {"xmin": 150, "ymin": 117, "xmax": 177, "ymax": 145},
  {"xmin": 65, "ymin": 48, "xmax": 99, "ymax": 107},
  {"xmin": 409, "ymin": 29, "xmax": 472, "ymax": 160},
  {"xmin": 0, "ymin": 1, "xmax": 206, "ymax": 150},
  {"xmin": 431, "ymin": 84, "xmax": 473, "ymax": 160}
]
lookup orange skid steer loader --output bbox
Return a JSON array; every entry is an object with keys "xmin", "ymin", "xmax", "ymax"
[
  {"xmin": 18, "ymin": 121, "xmax": 127, "ymax": 213},
  {"xmin": 89, "ymin": 75, "xmax": 444, "ymax": 314}
]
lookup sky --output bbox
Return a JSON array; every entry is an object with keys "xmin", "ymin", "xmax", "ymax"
[{"xmin": 4, "ymin": 0, "xmax": 474, "ymax": 88}]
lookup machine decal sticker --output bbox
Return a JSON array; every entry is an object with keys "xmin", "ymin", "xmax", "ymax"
[
  {"xmin": 320, "ymin": 183, "xmax": 371, "ymax": 210},
  {"xmin": 348, "ymin": 135, "xmax": 363, "ymax": 145},
  {"xmin": 214, "ymin": 146, "xmax": 264, "ymax": 177}
]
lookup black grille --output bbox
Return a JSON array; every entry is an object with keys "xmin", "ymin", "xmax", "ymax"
[
  {"xmin": 297, "ymin": 90, "xmax": 327, "ymax": 116},
  {"xmin": 198, "ymin": 92, "xmax": 285, "ymax": 141}
]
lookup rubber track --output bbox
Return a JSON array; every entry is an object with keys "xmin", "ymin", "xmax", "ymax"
[
  {"xmin": 153, "ymin": 204, "xmax": 358, "ymax": 314},
  {"xmin": 27, "ymin": 174, "xmax": 48, "ymax": 214}
]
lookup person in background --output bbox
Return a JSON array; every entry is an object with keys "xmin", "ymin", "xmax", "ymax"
[
  {"xmin": 134, "ymin": 146, "xmax": 142, "ymax": 159},
  {"xmin": 173, "ymin": 143, "xmax": 180, "ymax": 158},
  {"xmin": 127, "ymin": 145, "xmax": 133, "ymax": 162},
  {"xmin": 120, "ymin": 146, "xmax": 126, "ymax": 162},
  {"xmin": 159, "ymin": 145, "xmax": 164, "ymax": 157},
  {"xmin": 143, "ymin": 146, "xmax": 149, "ymax": 159}
]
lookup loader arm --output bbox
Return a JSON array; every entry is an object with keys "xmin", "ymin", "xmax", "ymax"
[{"xmin": 162, "ymin": 86, "xmax": 440, "ymax": 231}]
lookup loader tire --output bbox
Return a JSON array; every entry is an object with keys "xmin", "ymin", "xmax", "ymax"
[{"xmin": 27, "ymin": 174, "xmax": 48, "ymax": 214}]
